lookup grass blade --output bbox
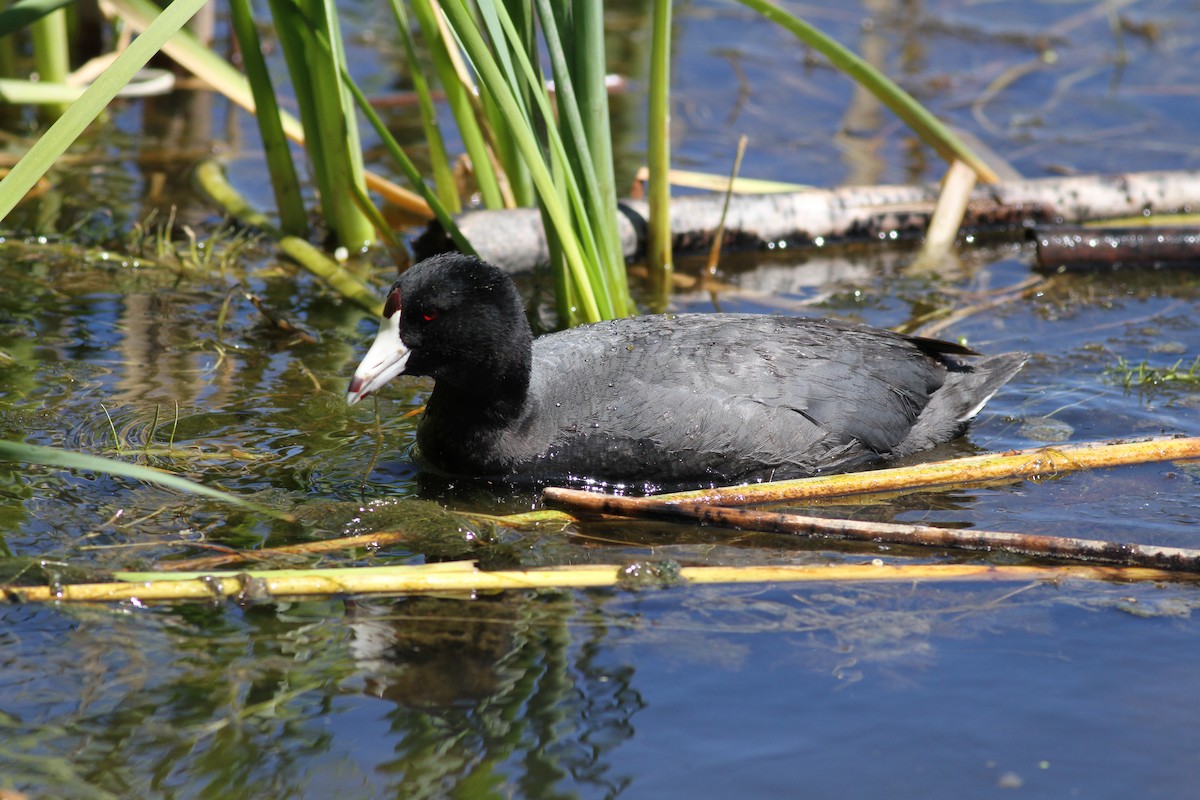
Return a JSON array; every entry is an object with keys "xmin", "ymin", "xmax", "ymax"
[
  {"xmin": 440, "ymin": 0, "xmax": 603, "ymax": 321},
  {"xmin": 103, "ymin": 0, "xmax": 298, "ymax": 137},
  {"xmin": 494, "ymin": 0, "xmax": 535, "ymax": 206},
  {"xmin": 483, "ymin": 0, "xmax": 639, "ymax": 320},
  {"xmin": 0, "ymin": 0, "xmax": 209, "ymax": 222},
  {"xmin": 267, "ymin": 0, "xmax": 374, "ymax": 248},
  {"xmin": 409, "ymin": 0, "xmax": 506, "ymax": 209},
  {"xmin": 341, "ymin": 66, "xmax": 476, "ymax": 256},
  {"xmin": 535, "ymin": 0, "xmax": 632, "ymax": 316},
  {"xmin": 0, "ymin": 0, "xmax": 73, "ymax": 38},
  {"xmin": 107, "ymin": 0, "xmax": 432, "ymax": 220},
  {"xmin": 0, "ymin": 440, "xmax": 295, "ymax": 522}
]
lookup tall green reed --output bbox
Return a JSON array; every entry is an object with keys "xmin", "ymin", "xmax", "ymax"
[
  {"xmin": 646, "ymin": 0, "xmax": 673, "ymax": 313},
  {"xmin": 0, "ymin": 0, "xmax": 995, "ymax": 329},
  {"xmin": 0, "ymin": 0, "xmax": 209, "ymax": 221},
  {"xmin": 228, "ymin": 0, "xmax": 309, "ymax": 236},
  {"xmin": 267, "ymin": 0, "xmax": 375, "ymax": 249},
  {"xmin": 432, "ymin": 0, "xmax": 636, "ymax": 325}
]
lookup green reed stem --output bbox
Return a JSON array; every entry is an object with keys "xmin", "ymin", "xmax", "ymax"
[
  {"xmin": 441, "ymin": 0, "xmax": 605, "ymax": 322},
  {"xmin": 389, "ymin": 0, "xmax": 460, "ymax": 213},
  {"xmin": 409, "ymin": 0, "xmax": 506, "ymax": 209},
  {"xmin": 30, "ymin": 7, "xmax": 70, "ymax": 117},
  {"xmin": 646, "ymin": 0, "xmax": 673, "ymax": 312},
  {"xmin": 0, "ymin": 0, "xmax": 209, "ymax": 223},
  {"xmin": 228, "ymin": 0, "xmax": 308, "ymax": 235},
  {"xmin": 341, "ymin": 66, "xmax": 475, "ymax": 255},
  {"xmin": 267, "ymin": 0, "xmax": 374, "ymax": 248}
]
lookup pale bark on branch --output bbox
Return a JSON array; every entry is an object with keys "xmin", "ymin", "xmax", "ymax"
[{"xmin": 415, "ymin": 170, "xmax": 1200, "ymax": 272}]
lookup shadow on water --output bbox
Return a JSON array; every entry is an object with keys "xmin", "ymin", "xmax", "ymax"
[
  {"xmin": 3, "ymin": 0, "xmax": 1200, "ymax": 796},
  {"xmin": 0, "ymin": 591, "xmax": 644, "ymax": 797}
]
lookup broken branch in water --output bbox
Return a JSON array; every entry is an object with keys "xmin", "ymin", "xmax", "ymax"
[
  {"xmin": 146, "ymin": 437, "xmax": 1200, "ymax": 571},
  {"xmin": 909, "ymin": 159, "xmax": 978, "ymax": 273},
  {"xmin": 1, "ymin": 560, "xmax": 1190, "ymax": 604},
  {"xmin": 541, "ymin": 489, "xmax": 1200, "ymax": 573}
]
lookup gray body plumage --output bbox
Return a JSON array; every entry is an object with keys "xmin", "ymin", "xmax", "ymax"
[
  {"xmin": 416, "ymin": 313, "xmax": 1025, "ymax": 490},
  {"xmin": 347, "ymin": 255, "xmax": 1026, "ymax": 491}
]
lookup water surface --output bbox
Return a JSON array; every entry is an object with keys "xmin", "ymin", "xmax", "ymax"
[{"xmin": 2, "ymin": 0, "xmax": 1200, "ymax": 797}]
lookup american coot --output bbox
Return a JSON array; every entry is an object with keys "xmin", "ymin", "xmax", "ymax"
[{"xmin": 347, "ymin": 253, "xmax": 1026, "ymax": 491}]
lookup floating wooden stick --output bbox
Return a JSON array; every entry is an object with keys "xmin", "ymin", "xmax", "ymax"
[
  {"xmin": 1, "ymin": 560, "xmax": 1187, "ymax": 604},
  {"xmin": 640, "ymin": 436, "xmax": 1200, "ymax": 507},
  {"xmin": 542, "ymin": 489, "xmax": 1200, "ymax": 573}
]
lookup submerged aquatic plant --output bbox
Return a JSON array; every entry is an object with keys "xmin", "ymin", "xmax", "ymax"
[
  {"xmin": 124, "ymin": 207, "xmax": 261, "ymax": 273},
  {"xmin": 1106, "ymin": 355, "xmax": 1200, "ymax": 389}
]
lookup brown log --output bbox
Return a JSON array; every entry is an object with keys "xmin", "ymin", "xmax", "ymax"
[
  {"xmin": 1034, "ymin": 226, "xmax": 1200, "ymax": 271},
  {"xmin": 414, "ymin": 170, "xmax": 1200, "ymax": 271}
]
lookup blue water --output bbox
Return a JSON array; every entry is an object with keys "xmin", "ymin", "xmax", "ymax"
[{"xmin": 4, "ymin": 580, "xmax": 1200, "ymax": 797}]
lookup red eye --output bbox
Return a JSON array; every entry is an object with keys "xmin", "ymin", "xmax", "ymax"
[{"xmin": 422, "ymin": 309, "xmax": 439, "ymax": 322}]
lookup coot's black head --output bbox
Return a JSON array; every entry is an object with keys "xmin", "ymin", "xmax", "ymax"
[{"xmin": 347, "ymin": 253, "xmax": 532, "ymax": 404}]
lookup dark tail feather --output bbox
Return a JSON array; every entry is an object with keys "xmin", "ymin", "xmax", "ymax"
[{"xmin": 896, "ymin": 352, "xmax": 1028, "ymax": 457}]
